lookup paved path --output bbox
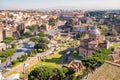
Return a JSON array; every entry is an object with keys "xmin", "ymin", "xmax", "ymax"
[
  {"xmin": 0, "ymin": 21, "xmax": 65, "ymax": 70},
  {"xmin": 46, "ymin": 21, "xmax": 65, "ymax": 36},
  {"xmin": 0, "ymin": 42, "xmax": 35, "ymax": 70}
]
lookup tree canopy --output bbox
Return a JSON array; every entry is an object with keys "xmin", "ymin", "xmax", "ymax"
[
  {"xmin": 2, "ymin": 37, "xmax": 15, "ymax": 44},
  {"xmin": 34, "ymin": 43, "xmax": 48, "ymax": 52},
  {"xmin": 0, "ymin": 49, "xmax": 16, "ymax": 62},
  {"xmin": 76, "ymin": 32, "xmax": 83, "ymax": 40},
  {"xmin": 19, "ymin": 36, "xmax": 26, "ymax": 39},
  {"xmin": 49, "ymin": 18, "xmax": 56, "ymax": 26},
  {"xmin": 23, "ymin": 32, "xmax": 32, "ymax": 37},
  {"xmin": 40, "ymin": 24, "xmax": 46, "ymax": 28},
  {"xmin": 30, "ymin": 36, "xmax": 41, "ymax": 43},
  {"xmin": 38, "ymin": 31, "xmax": 47, "ymax": 37},
  {"xmin": 26, "ymin": 25, "xmax": 37, "ymax": 31},
  {"xmin": 28, "ymin": 49, "xmax": 37, "ymax": 57},
  {"xmin": 38, "ymin": 38, "xmax": 50, "ymax": 44},
  {"xmin": 28, "ymin": 66, "xmax": 74, "ymax": 80},
  {"xmin": 82, "ymin": 48, "xmax": 112, "ymax": 70}
]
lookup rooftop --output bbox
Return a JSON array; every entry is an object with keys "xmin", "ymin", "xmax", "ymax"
[{"xmin": 85, "ymin": 61, "xmax": 120, "ymax": 80}]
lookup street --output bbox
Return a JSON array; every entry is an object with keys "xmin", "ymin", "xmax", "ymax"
[
  {"xmin": 46, "ymin": 21, "xmax": 65, "ymax": 36},
  {"xmin": 0, "ymin": 21, "xmax": 65, "ymax": 70},
  {"xmin": 0, "ymin": 41, "xmax": 35, "ymax": 70}
]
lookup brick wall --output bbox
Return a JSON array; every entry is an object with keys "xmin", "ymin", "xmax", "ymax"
[{"xmin": 3, "ymin": 52, "xmax": 51, "ymax": 77}]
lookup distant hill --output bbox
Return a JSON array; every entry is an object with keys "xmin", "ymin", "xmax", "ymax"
[{"xmin": 84, "ymin": 61, "xmax": 120, "ymax": 80}]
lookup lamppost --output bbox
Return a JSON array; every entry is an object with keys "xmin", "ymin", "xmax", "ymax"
[
  {"xmin": 0, "ymin": 60, "xmax": 1, "ymax": 65},
  {"xmin": 0, "ymin": 70, "xmax": 4, "ymax": 80},
  {"xmin": 23, "ymin": 63, "xmax": 29, "ymax": 80}
]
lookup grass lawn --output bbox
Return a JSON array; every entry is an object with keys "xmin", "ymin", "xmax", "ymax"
[
  {"xmin": 12, "ymin": 62, "xmax": 23, "ymax": 67},
  {"xmin": 112, "ymin": 44, "xmax": 120, "ymax": 48},
  {"xmin": 39, "ymin": 61, "xmax": 58, "ymax": 67},
  {"xmin": 29, "ymin": 51, "xmax": 63, "ymax": 72},
  {"xmin": 30, "ymin": 36, "xmax": 80, "ymax": 71},
  {"xmin": 70, "ymin": 51, "xmax": 82, "ymax": 60},
  {"xmin": 4, "ymin": 72, "xmax": 18, "ymax": 78},
  {"xmin": 38, "ymin": 51, "xmax": 63, "ymax": 67},
  {"xmin": 75, "ymin": 70, "xmax": 83, "ymax": 76}
]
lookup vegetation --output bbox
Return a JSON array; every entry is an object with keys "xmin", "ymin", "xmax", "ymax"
[
  {"xmin": 30, "ymin": 36, "xmax": 41, "ymax": 44},
  {"xmin": 64, "ymin": 21, "xmax": 73, "ymax": 32},
  {"xmin": 28, "ymin": 36, "xmax": 84, "ymax": 80},
  {"xmin": 99, "ymin": 25, "xmax": 110, "ymax": 35},
  {"xmin": 87, "ymin": 11, "xmax": 105, "ymax": 19},
  {"xmin": 38, "ymin": 38, "xmax": 50, "ymax": 44},
  {"xmin": 40, "ymin": 24, "xmax": 46, "ymax": 28},
  {"xmin": 23, "ymin": 32, "xmax": 32, "ymax": 37},
  {"xmin": 19, "ymin": 36, "xmax": 26, "ymax": 39},
  {"xmin": 112, "ymin": 43, "xmax": 120, "ymax": 49},
  {"xmin": 86, "ymin": 62, "xmax": 120, "ymax": 80},
  {"xmin": 28, "ymin": 66, "xmax": 74, "ymax": 80},
  {"xmin": 11, "ymin": 55, "xmax": 28, "ymax": 66},
  {"xmin": 38, "ymin": 31, "xmax": 47, "ymax": 37},
  {"xmin": 39, "ymin": 51, "xmax": 63, "ymax": 67},
  {"xmin": 28, "ymin": 49, "xmax": 37, "ymax": 57},
  {"xmin": 70, "ymin": 51, "xmax": 82, "ymax": 60},
  {"xmin": 32, "ymin": 31, "xmax": 51, "ymax": 52},
  {"xmin": 49, "ymin": 18, "xmax": 58, "ymax": 26},
  {"xmin": 76, "ymin": 32, "xmax": 83, "ymax": 40},
  {"xmin": 0, "ymin": 49, "xmax": 16, "ymax": 62},
  {"xmin": 17, "ymin": 55, "xmax": 28, "ymax": 62},
  {"xmin": 82, "ymin": 48, "xmax": 112, "ymax": 70},
  {"xmin": 2, "ymin": 37, "xmax": 15, "ymax": 44},
  {"xmin": 34, "ymin": 43, "xmax": 48, "ymax": 52},
  {"xmin": 38, "ymin": 31, "xmax": 53, "ymax": 39},
  {"xmin": 26, "ymin": 25, "xmax": 37, "ymax": 31},
  {"xmin": 11, "ymin": 44, "xmax": 17, "ymax": 48},
  {"xmin": 20, "ymin": 29, "xmax": 24, "ymax": 35}
]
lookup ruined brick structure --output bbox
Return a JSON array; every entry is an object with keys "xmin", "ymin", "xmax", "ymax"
[
  {"xmin": 79, "ymin": 26, "xmax": 110, "ymax": 57},
  {"xmin": 67, "ymin": 60, "xmax": 85, "ymax": 72}
]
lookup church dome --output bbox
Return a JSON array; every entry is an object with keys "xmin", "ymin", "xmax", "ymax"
[{"xmin": 89, "ymin": 27, "xmax": 100, "ymax": 36}]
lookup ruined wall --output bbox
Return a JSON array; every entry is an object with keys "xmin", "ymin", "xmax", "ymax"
[{"xmin": 3, "ymin": 51, "xmax": 52, "ymax": 77}]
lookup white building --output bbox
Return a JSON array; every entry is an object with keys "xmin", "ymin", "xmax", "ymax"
[{"xmin": 0, "ymin": 43, "xmax": 6, "ymax": 51}]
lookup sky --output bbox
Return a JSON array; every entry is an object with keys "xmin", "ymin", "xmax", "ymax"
[{"xmin": 0, "ymin": 0, "xmax": 120, "ymax": 10}]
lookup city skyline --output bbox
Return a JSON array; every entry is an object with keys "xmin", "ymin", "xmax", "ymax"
[{"xmin": 0, "ymin": 0, "xmax": 120, "ymax": 10}]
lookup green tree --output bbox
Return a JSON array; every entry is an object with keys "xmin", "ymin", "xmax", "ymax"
[
  {"xmin": 49, "ymin": 18, "xmax": 56, "ymax": 26},
  {"xmin": 39, "ymin": 38, "xmax": 50, "ymax": 44},
  {"xmin": 30, "ymin": 37, "xmax": 41, "ymax": 44},
  {"xmin": 77, "ymin": 32, "xmax": 83, "ymax": 40},
  {"xmin": 82, "ymin": 48, "xmax": 112, "ymax": 70},
  {"xmin": 41, "ymin": 24, "xmax": 46, "ymax": 27},
  {"xmin": 29, "ymin": 49, "xmax": 37, "ymax": 57},
  {"xmin": 11, "ymin": 44, "xmax": 17, "ymax": 48},
  {"xmin": 23, "ymin": 32, "xmax": 32, "ymax": 37},
  {"xmin": 28, "ymin": 66, "xmax": 73, "ymax": 80},
  {"xmin": 2, "ymin": 37, "xmax": 15, "ymax": 44},
  {"xmin": 19, "ymin": 36, "xmax": 26, "ymax": 40},
  {"xmin": 38, "ymin": 31, "xmax": 46, "ymax": 37},
  {"xmin": 34, "ymin": 43, "xmax": 48, "ymax": 52},
  {"xmin": 20, "ymin": 29, "xmax": 25, "ymax": 35},
  {"xmin": 0, "ymin": 49, "xmax": 16, "ymax": 62},
  {"xmin": 26, "ymin": 25, "xmax": 37, "ymax": 31},
  {"xmin": 46, "ymin": 35, "xmax": 53, "ymax": 40},
  {"xmin": 17, "ymin": 55, "xmax": 28, "ymax": 62}
]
